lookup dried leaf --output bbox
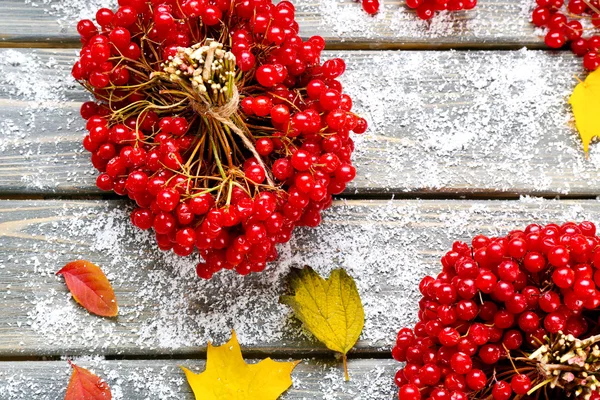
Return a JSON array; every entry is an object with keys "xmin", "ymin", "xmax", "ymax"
[
  {"xmin": 569, "ymin": 70, "xmax": 600, "ymax": 156},
  {"xmin": 280, "ymin": 266, "xmax": 364, "ymax": 381},
  {"xmin": 56, "ymin": 260, "xmax": 118, "ymax": 317},
  {"xmin": 65, "ymin": 361, "xmax": 112, "ymax": 400},
  {"xmin": 182, "ymin": 331, "xmax": 299, "ymax": 400}
]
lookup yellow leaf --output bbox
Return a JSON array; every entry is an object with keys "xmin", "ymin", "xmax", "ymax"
[
  {"xmin": 569, "ymin": 69, "xmax": 600, "ymax": 157},
  {"xmin": 182, "ymin": 331, "xmax": 299, "ymax": 400},
  {"xmin": 280, "ymin": 266, "xmax": 365, "ymax": 381}
]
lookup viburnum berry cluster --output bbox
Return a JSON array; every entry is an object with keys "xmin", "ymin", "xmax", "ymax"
[
  {"xmin": 72, "ymin": 0, "xmax": 367, "ymax": 278},
  {"xmin": 393, "ymin": 221, "xmax": 600, "ymax": 400},
  {"xmin": 531, "ymin": 0, "xmax": 600, "ymax": 70}
]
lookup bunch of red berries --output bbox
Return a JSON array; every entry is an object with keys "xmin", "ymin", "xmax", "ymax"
[
  {"xmin": 406, "ymin": 0, "xmax": 477, "ymax": 21},
  {"xmin": 72, "ymin": 0, "xmax": 367, "ymax": 279},
  {"xmin": 531, "ymin": 0, "xmax": 600, "ymax": 70},
  {"xmin": 394, "ymin": 221, "xmax": 600, "ymax": 400}
]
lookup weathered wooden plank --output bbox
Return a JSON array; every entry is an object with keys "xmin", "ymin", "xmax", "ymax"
[
  {"xmin": 1, "ymin": 198, "xmax": 599, "ymax": 357},
  {"xmin": 0, "ymin": 0, "xmax": 541, "ymax": 49},
  {"xmin": 0, "ymin": 48, "xmax": 595, "ymax": 197},
  {"xmin": 0, "ymin": 358, "xmax": 398, "ymax": 399}
]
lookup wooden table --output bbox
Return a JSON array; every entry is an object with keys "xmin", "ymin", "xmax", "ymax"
[{"xmin": 0, "ymin": 0, "xmax": 598, "ymax": 398}]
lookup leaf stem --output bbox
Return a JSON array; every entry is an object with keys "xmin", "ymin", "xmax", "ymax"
[{"xmin": 343, "ymin": 354, "xmax": 350, "ymax": 382}]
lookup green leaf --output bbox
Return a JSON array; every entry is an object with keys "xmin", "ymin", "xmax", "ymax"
[{"xmin": 280, "ymin": 266, "xmax": 365, "ymax": 381}]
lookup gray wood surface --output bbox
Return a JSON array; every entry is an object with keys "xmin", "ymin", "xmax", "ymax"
[
  {"xmin": 0, "ymin": 0, "xmax": 542, "ymax": 49},
  {"xmin": 0, "ymin": 358, "xmax": 398, "ymax": 399},
  {"xmin": 1, "ymin": 48, "xmax": 596, "ymax": 197},
  {"xmin": 0, "ymin": 2, "xmax": 596, "ymax": 398},
  {"xmin": 1, "ymin": 198, "xmax": 598, "ymax": 357}
]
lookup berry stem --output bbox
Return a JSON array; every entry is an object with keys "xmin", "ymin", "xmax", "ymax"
[
  {"xmin": 527, "ymin": 378, "xmax": 553, "ymax": 396},
  {"xmin": 583, "ymin": 0, "xmax": 600, "ymax": 15},
  {"xmin": 209, "ymin": 133, "xmax": 226, "ymax": 180}
]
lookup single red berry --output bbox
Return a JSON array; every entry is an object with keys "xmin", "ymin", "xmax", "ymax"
[
  {"xmin": 466, "ymin": 369, "xmax": 486, "ymax": 391},
  {"xmin": 362, "ymin": 0, "xmax": 380, "ymax": 14},
  {"xmin": 531, "ymin": 6, "xmax": 550, "ymax": 26},
  {"xmin": 156, "ymin": 189, "xmax": 180, "ymax": 212},
  {"xmin": 450, "ymin": 352, "xmax": 472, "ymax": 374},
  {"xmin": 398, "ymin": 384, "xmax": 421, "ymax": 400},
  {"xmin": 545, "ymin": 29, "xmax": 567, "ymax": 49},
  {"xmin": 492, "ymin": 381, "xmax": 512, "ymax": 400},
  {"xmin": 510, "ymin": 374, "xmax": 531, "ymax": 395}
]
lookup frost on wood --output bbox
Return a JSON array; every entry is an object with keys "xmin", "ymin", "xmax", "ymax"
[
  {"xmin": 301, "ymin": 0, "xmax": 533, "ymax": 42},
  {"xmin": 0, "ymin": 359, "xmax": 398, "ymax": 400},
  {"xmin": 0, "ymin": 197, "xmax": 598, "ymax": 357},
  {"xmin": 20, "ymin": 0, "xmax": 535, "ymax": 43},
  {"xmin": 336, "ymin": 49, "xmax": 600, "ymax": 194},
  {"xmin": 0, "ymin": 48, "xmax": 598, "ymax": 195},
  {"xmin": 0, "ymin": 49, "xmax": 95, "ymax": 192},
  {"xmin": 23, "ymin": 0, "xmax": 113, "ymax": 28}
]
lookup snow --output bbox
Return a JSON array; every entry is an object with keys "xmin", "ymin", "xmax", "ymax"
[
  {"xmin": 0, "ymin": 48, "xmax": 595, "ymax": 195},
  {"xmin": 333, "ymin": 49, "xmax": 596, "ymax": 194},
  {"xmin": 2, "ymin": 197, "xmax": 600, "ymax": 399},
  {"xmin": 23, "ymin": 0, "xmax": 113, "ymax": 28},
  {"xmin": 0, "ymin": 358, "xmax": 398, "ymax": 399},
  {"xmin": 0, "ymin": 48, "xmax": 94, "ymax": 191},
  {"xmin": 303, "ymin": 0, "xmax": 533, "ymax": 42}
]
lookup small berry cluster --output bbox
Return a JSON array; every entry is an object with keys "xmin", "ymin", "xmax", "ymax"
[
  {"xmin": 405, "ymin": 0, "xmax": 477, "ymax": 20},
  {"xmin": 393, "ymin": 221, "xmax": 600, "ymax": 400},
  {"xmin": 355, "ymin": 0, "xmax": 477, "ymax": 20},
  {"xmin": 73, "ymin": 0, "xmax": 366, "ymax": 278},
  {"xmin": 531, "ymin": 0, "xmax": 600, "ymax": 70}
]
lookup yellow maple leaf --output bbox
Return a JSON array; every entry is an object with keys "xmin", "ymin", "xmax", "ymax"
[
  {"xmin": 569, "ymin": 69, "xmax": 600, "ymax": 157},
  {"xmin": 280, "ymin": 266, "xmax": 365, "ymax": 381},
  {"xmin": 182, "ymin": 331, "xmax": 299, "ymax": 400}
]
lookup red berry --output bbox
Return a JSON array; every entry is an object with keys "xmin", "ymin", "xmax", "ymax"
[
  {"xmin": 362, "ymin": 0, "xmax": 380, "ymax": 14},
  {"xmin": 531, "ymin": 6, "xmax": 550, "ymax": 26},
  {"xmin": 399, "ymin": 384, "xmax": 421, "ymax": 400},
  {"xmin": 492, "ymin": 381, "xmax": 512, "ymax": 400},
  {"xmin": 156, "ymin": 189, "xmax": 180, "ymax": 212},
  {"xmin": 466, "ymin": 369, "xmax": 486, "ymax": 391},
  {"xmin": 545, "ymin": 29, "xmax": 567, "ymax": 48},
  {"xmin": 510, "ymin": 374, "xmax": 531, "ymax": 395},
  {"xmin": 552, "ymin": 266, "xmax": 575, "ymax": 288},
  {"xmin": 450, "ymin": 352, "xmax": 472, "ymax": 374},
  {"xmin": 416, "ymin": 3, "xmax": 435, "ymax": 19},
  {"xmin": 584, "ymin": 51, "xmax": 600, "ymax": 70}
]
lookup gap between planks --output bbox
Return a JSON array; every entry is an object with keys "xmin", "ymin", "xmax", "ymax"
[
  {"xmin": 0, "ymin": 37, "xmax": 552, "ymax": 51},
  {"xmin": 0, "ymin": 192, "xmax": 599, "ymax": 202},
  {"xmin": 0, "ymin": 350, "xmax": 394, "ymax": 363}
]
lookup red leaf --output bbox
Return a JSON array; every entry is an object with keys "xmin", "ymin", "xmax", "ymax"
[
  {"xmin": 65, "ymin": 362, "xmax": 112, "ymax": 400},
  {"xmin": 56, "ymin": 260, "xmax": 118, "ymax": 317}
]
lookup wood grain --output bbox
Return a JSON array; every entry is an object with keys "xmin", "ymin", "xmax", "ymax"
[
  {"xmin": 0, "ymin": 358, "xmax": 398, "ymax": 399},
  {"xmin": 1, "ymin": 198, "xmax": 599, "ymax": 357},
  {"xmin": 0, "ymin": 48, "xmax": 595, "ymax": 197},
  {"xmin": 0, "ymin": 0, "xmax": 543, "ymax": 49}
]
